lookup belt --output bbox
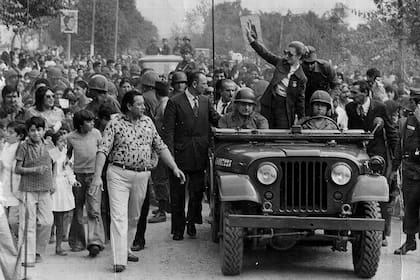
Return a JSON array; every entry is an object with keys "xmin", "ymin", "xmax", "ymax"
[{"xmin": 112, "ymin": 162, "xmax": 150, "ymax": 172}]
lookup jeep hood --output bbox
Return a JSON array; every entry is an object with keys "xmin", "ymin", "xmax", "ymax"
[{"xmin": 215, "ymin": 142, "xmax": 368, "ymax": 168}]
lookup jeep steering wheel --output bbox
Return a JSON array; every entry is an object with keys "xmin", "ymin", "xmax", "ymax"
[{"xmin": 301, "ymin": 115, "xmax": 340, "ymax": 130}]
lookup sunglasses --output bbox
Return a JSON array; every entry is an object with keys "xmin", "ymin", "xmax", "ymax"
[{"xmin": 283, "ymin": 50, "xmax": 295, "ymax": 57}]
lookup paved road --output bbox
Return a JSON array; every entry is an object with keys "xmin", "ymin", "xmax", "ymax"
[{"xmin": 27, "ymin": 212, "xmax": 418, "ymax": 280}]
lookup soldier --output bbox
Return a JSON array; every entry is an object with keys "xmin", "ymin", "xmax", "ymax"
[
  {"xmin": 218, "ymin": 88, "xmax": 268, "ymax": 129},
  {"xmin": 170, "ymin": 71, "xmax": 188, "ymax": 97},
  {"xmin": 393, "ymin": 88, "xmax": 420, "ymax": 255},
  {"xmin": 301, "ymin": 90, "xmax": 338, "ymax": 130},
  {"xmin": 180, "ymin": 36, "xmax": 194, "ymax": 57},
  {"xmin": 139, "ymin": 71, "xmax": 160, "ymax": 119},
  {"xmin": 301, "ymin": 46, "xmax": 339, "ymax": 112}
]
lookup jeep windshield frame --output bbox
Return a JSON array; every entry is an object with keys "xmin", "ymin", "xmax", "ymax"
[{"xmin": 213, "ymin": 128, "xmax": 374, "ymax": 142}]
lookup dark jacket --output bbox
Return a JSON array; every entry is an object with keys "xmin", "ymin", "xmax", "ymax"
[
  {"xmin": 392, "ymin": 115, "xmax": 420, "ymax": 179},
  {"xmin": 250, "ymin": 41, "xmax": 307, "ymax": 128},
  {"xmin": 301, "ymin": 59, "xmax": 339, "ymax": 109},
  {"xmin": 162, "ymin": 92, "xmax": 220, "ymax": 172},
  {"xmin": 346, "ymin": 99, "xmax": 398, "ymax": 161}
]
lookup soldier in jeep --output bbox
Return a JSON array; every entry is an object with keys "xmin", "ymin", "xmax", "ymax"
[
  {"xmin": 300, "ymin": 90, "xmax": 338, "ymax": 130},
  {"xmin": 218, "ymin": 88, "xmax": 268, "ymax": 129}
]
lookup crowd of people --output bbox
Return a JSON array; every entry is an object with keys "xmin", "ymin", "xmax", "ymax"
[{"xmin": 0, "ymin": 28, "xmax": 419, "ymax": 278}]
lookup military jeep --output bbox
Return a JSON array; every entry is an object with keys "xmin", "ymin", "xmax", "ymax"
[{"xmin": 209, "ymin": 127, "xmax": 389, "ymax": 278}]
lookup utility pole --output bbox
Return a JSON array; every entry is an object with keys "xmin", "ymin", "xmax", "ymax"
[
  {"xmin": 90, "ymin": 0, "xmax": 96, "ymax": 58},
  {"xmin": 114, "ymin": 0, "xmax": 119, "ymax": 60}
]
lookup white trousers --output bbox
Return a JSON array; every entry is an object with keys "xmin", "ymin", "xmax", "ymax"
[{"xmin": 107, "ymin": 165, "xmax": 150, "ymax": 266}]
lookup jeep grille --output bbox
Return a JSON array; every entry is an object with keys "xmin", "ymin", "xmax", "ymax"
[{"xmin": 279, "ymin": 160, "xmax": 328, "ymax": 213}]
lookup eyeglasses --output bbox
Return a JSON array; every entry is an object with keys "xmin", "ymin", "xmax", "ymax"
[{"xmin": 283, "ymin": 50, "xmax": 295, "ymax": 57}]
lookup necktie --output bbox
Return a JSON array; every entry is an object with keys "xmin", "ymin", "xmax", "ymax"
[
  {"xmin": 193, "ymin": 97, "xmax": 199, "ymax": 117},
  {"xmin": 221, "ymin": 102, "xmax": 228, "ymax": 115},
  {"xmin": 356, "ymin": 104, "xmax": 365, "ymax": 118}
]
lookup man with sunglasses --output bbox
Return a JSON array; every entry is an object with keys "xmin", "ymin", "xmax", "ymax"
[
  {"xmin": 245, "ymin": 24, "xmax": 307, "ymax": 129},
  {"xmin": 301, "ymin": 46, "xmax": 339, "ymax": 113}
]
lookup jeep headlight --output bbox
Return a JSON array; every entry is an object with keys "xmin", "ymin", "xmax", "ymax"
[
  {"xmin": 257, "ymin": 162, "xmax": 278, "ymax": 185},
  {"xmin": 331, "ymin": 163, "xmax": 352, "ymax": 186}
]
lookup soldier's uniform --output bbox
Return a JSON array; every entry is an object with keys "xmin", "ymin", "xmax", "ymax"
[
  {"xmin": 218, "ymin": 111, "xmax": 268, "ymax": 129},
  {"xmin": 393, "ymin": 89, "xmax": 420, "ymax": 255},
  {"xmin": 218, "ymin": 88, "xmax": 269, "ymax": 129}
]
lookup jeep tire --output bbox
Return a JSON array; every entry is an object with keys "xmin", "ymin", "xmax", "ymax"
[
  {"xmin": 220, "ymin": 202, "xmax": 243, "ymax": 276},
  {"xmin": 351, "ymin": 201, "xmax": 381, "ymax": 278}
]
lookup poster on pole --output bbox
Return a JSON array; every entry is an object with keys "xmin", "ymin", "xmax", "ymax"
[
  {"xmin": 240, "ymin": 15, "xmax": 262, "ymax": 51},
  {"xmin": 60, "ymin": 10, "xmax": 78, "ymax": 34}
]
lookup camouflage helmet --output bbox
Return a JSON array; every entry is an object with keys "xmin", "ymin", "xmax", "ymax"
[
  {"xmin": 310, "ymin": 90, "xmax": 332, "ymax": 109},
  {"xmin": 88, "ymin": 74, "xmax": 108, "ymax": 92},
  {"xmin": 171, "ymin": 71, "xmax": 187, "ymax": 84},
  {"xmin": 141, "ymin": 71, "xmax": 160, "ymax": 88},
  {"xmin": 234, "ymin": 88, "xmax": 256, "ymax": 104}
]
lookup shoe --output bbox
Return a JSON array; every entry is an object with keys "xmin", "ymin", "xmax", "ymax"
[
  {"xmin": 88, "ymin": 245, "xmax": 100, "ymax": 257},
  {"xmin": 186, "ymin": 223, "xmax": 196, "ymax": 238},
  {"xmin": 131, "ymin": 243, "xmax": 145, "ymax": 251},
  {"xmin": 22, "ymin": 262, "xmax": 35, "ymax": 268},
  {"xmin": 56, "ymin": 248, "xmax": 68, "ymax": 256},
  {"xmin": 127, "ymin": 253, "xmax": 139, "ymax": 262},
  {"xmin": 113, "ymin": 265, "xmax": 126, "ymax": 273},
  {"xmin": 382, "ymin": 238, "xmax": 388, "ymax": 247},
  {"xmin": 173, "ymin": 233, "xmax": 184, "ymax": 241},
  {"xmin": 148, "ymin": 212, "xmax": 166, "ymax": 223},
  {"xmin": 35, "ymin": 254, "xmax": 42, "ymax": 263},
  {"xmin": 70, "ymin": 247, "xmax": 84, "ymax": 252},
  {"xmin": 394, "ymin": 241, "xmax": 417, "ymax": 255}
]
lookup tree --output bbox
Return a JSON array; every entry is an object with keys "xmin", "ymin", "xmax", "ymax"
[
  {"xmin": 47, "ymin": 0, "xmax": 158, "ymax": 57},
  {"xmin": 0, "ymin": 0, "xmax": 63, "ymax": 28}
]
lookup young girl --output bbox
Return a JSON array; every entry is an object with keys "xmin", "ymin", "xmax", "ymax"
[
  {"xmin": 49, "ymin": 130, "xmax": 79, "ymax": 255},
  {"xmin": 0, "ymin": 121, "xmax": 26, "ymax": 237}
]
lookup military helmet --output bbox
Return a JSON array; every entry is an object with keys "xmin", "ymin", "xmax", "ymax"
[
  {"xmin": 141, "ymin": 71, "xmax": 160, "ymax": 88},
  {"xmin": 88, "ymin": 74, "xmax": 108, "ymax": 92},
  {"xmin": 310, "ymin": 90, "xmax": 332, "ymax": 109},
  {"xmin": 171, "ymin": 71, "xmax": 187, "ymax": 84},
  {"xmin": 234, "ymin": 88, "xmax": 256, "ymax": 104}
]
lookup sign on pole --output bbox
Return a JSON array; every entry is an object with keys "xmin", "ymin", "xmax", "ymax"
[
  {"xmin": 240, "ymin": 15, "xmax": 263, "ymax": 51},
  {"xmin": 60, "ymin": 10, "xmax": 78, "ymax": 34}
]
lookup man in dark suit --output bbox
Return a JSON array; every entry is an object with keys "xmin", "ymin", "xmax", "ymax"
[
  {"xmin": 346, "ymin": 80, "xmax": 399, "ymax": 247},
  {"xmin": 346, "ymin": 81, "xmax": 398, "ymax": 160},
  {"xmin": 162, "ymin": 71, "xmax": 220, "ymax": 241}
]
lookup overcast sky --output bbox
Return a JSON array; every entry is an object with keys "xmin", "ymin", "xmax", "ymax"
[{"xmin": 136, "ymin": 0, "xmax": 377, "ymax": 38}]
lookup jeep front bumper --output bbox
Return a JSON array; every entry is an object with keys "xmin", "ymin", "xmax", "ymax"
[{"xmin": 228, "ymin": 215, "xmax": 385, "ymax": 231}]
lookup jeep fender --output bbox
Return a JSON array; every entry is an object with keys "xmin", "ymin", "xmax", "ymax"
[
  {"xmin": 351, "ymin": 174, "xmax": 389, "ymax": 202},
  {"xmin": 216, "ymin": 171, "xmax": 261, "ymax": 203}
]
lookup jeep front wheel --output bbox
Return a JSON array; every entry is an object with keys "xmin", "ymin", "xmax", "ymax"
[
  {"xmin": 351, "ymin": 202, "xmax": 382, "ymax": 278},
  {"xmin": 220, "ymin": 202, "xmax": 243, "ymax": 276}
]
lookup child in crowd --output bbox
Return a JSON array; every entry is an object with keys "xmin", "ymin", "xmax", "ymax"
[
  {"xmin": 0, "ymin": 121, "xmax": 26, "ymax": 237},
  {"xmin": 49, "ymin": 130, "xmax": 79, "ymax": 256},
  {"xmin": 67, "ymin": 109, "xmax": 104, "ymax": 255},
  {"xmin": 15, "ymin": 116, "xmax": 55, "ymax": 267}
]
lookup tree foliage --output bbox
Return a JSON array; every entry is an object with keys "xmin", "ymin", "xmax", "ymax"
[
  {"xmin": 47, "ymin": 0, "xmax": 158, "ymax": 57},
  {"xmin": 176, "ymin": 0, "xmax": 420, "ymax": 77},
  {"xmin": 0, "ymin": 0, "xmax": 63, "ymax": 29}
]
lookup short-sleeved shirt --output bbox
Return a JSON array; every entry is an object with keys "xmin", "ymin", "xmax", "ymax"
[
  {"xmin": 25, "ymin": 106, "xmax": 65, "ymax": 132},
  {"xmin": 98, "ymin": 113, "xmax": 167, "ymax": 170},
  {"xmin": 67, "ymin": 128, "xmax": 102, "ymax": 174},
  {"xmin": 15, "ymin": 138, "xmax": 54, "ymax": 192},
  {"xmin": 218, "ymin": 111, "xmax": 269, "ymax": 129}
]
